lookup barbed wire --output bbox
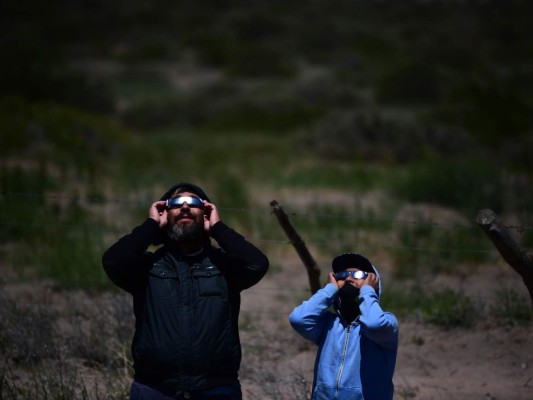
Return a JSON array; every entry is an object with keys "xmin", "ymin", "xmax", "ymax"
[
  {"xmin": 1, "ymin": 276, "xmax": 530, "ymax": 326},
  {"xmin": 2, "ymin": 191, "xmax": 531, "ymax": 257},
  {"xmin": 0, "ymin": 218, "xmax": 503, "ymax": 255},
  {"xmin": 2, "ymin": 191, "xmax": 532, "ymax": 231},
  {"xmin": 0, "ymin": 276, "xmax": 527, "ymax": 305}
]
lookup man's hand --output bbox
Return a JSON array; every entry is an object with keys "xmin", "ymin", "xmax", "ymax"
[
  {"xmin": 202, "ymin": 200, "xmax": 221, "ymax": 233},
  {"xmin": 149, "ymin": 201, "xmax": 168, "ymax": 228}
]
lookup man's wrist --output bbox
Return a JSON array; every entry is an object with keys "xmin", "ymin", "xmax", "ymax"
[{"xmin": 209, "ymin": 220, "xmax": 225, "ymax": 237}]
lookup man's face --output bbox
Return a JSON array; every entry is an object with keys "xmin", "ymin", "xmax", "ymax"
[
  {"xmin": 166, "ymin": 191, "xmax": 206, "ymax": 242},
  {"xmin": 335, "ymin": 268, "xmax": 366, "ymax": 290}
]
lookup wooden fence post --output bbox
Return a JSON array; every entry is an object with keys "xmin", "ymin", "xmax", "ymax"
[
  {"xmin": 270, "ymin": 200, "xmax": 322, "ymax": 294},
  {"xmin": 476, "ymin": 208, "xmax": 533, "ymax": 305}
]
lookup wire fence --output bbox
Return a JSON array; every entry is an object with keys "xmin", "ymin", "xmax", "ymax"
[
  {"xmin": 1, "ymin": 192, "xmax": 532, "ymax": 277},
  {"xmin": 2, "ymin": 192, "xmax": 531, "ymax": 244},
  {"xmin": 1, "ymin": 191, "xmax": 532, "ymax": 313}
]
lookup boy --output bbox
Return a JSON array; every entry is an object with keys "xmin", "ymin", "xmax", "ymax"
[{"xmin": 289, "ymin": 253, "xmax": 398, "ymax": 400}]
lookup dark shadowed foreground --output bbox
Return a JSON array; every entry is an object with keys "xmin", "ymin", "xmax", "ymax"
[{"xmin": 1, "ymin": 250, "xmax": 531, "ymax": 400}]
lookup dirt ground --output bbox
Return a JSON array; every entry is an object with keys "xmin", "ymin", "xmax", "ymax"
[
  {"xmin": 238, "ymin": 250, "xmax": 533, "ymax": 400},
  {"xmin": 1, "ymin": 229, "xmax": 531, "ymax": 399}
]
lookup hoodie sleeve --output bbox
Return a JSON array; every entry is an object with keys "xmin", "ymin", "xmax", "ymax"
[
  {"xmin": 209, "ymin": 221, "xmax": 269, "ymax": 290},
  {"xmin": 289, "ymin": 283, "xmax": 338, "ymax": 344},
  {"xmin": 358, "ymin": 285, "xmax": 399, "ymax": 349}
]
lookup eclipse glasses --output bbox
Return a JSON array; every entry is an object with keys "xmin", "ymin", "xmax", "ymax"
[
  {"xmin": 334, "ymin": 270, "xmax": 368, "ymax": 281},
  {"xmin": 165, "ymin": 196, "xmax": 204, "ymax": 209}
]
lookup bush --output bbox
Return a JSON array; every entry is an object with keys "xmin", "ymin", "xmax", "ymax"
[
  {"xmin": 422, "ymin": 288, "xmax": 476, "ymax": 329},
  {"xmin": 389, "ymin": 157, "xmax": 506, "ymax": 214},
  {"xmin": 0, "ymin": 296, "xmax": 59, "ymax": 364},
  {"xmin": 489, "ymin": 289, "xmax": 532, "ymax": 327},
  {"xmin": 383, "ymin": 285, "xmax": 477, "ymax": 329},
  {"xmin": 0, "ymin": 289, "xmax": 132, "ymax": 400}
]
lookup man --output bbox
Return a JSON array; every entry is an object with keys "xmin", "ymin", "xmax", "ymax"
[
  {"xmin": 103, "ymin": 182, "xmax": 269, "ymax": 400},
  {"xmin": 289, "ymin": 253, "xmax": 398, "ymax": 400}
]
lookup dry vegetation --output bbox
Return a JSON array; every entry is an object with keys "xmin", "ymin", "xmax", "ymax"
[{"xmin": 1, "ymin": 244, "xmax": 532, "ymax": 400}]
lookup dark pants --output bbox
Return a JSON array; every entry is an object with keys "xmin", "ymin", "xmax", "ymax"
[{"xmin": 129, "ymin": 381, "xmax": 242, "ymax": 400}]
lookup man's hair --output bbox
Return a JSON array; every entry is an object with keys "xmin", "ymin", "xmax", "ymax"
[
  {"xmin": 171, "ymin": 188, "xmax": 200, "ymax": 198},
  {"xmin": 160, "ymin": 182, "xmax": 210, "ymax": 202}
]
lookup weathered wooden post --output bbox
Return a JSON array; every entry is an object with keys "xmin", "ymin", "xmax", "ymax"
[
  {"xmin": 270, "ymin": 200, "xmax": 322, "ymax": 294},
  {"xmin": 476, "ymin": 208, "xmax": 533, "ymax": 305}
]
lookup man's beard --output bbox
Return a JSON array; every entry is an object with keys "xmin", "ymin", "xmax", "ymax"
[{"xmin": 166, "ymin": 217, "xmax": 208, "ymax": 243}]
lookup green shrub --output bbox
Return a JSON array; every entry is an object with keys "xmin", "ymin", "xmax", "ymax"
[
  {"xmin": 389, "ymin": 157, "xmax": 506, "ymax": 214},
  {"xmin": 0, "ymin": 166, "xmax": 54, "ymax": 242},
  {"xmin": 422, "ymin": 288, "xmax": 476, "ymax": 329},
  {"xmin": 376, "ymin": 61, "xmax": 445, "ymax": 105},
  {"xmin": 303, "ymin": 110, "xmax": 427, "ymax": 163},
  {"xmin": 0, "ymin": 296, "xmax": 59, "ymax": 364},
  {"xmin": 393, "ymin": 219, "xmax": 491, "ymax": 279},
  {"xmin": 380, "ymin": 284, "xmax": 427, "ymax": 319},
  {"xmin": 0, "ymin": 164, "xmax": 114, "ymax": 289},
  {"xmin": 383, "ymin": 285, "xmax": 476, "ymax": 329},
  {"xmin": 38, "ymin": 225, "xmax": 110, "ymax": 290},
  {"xmin": 489, "ymin": 289, "xmax": 532, "ymax": 327},
  {"xmin": 0, "ymin": 97, "xmax": 127, "ymax": 170}
]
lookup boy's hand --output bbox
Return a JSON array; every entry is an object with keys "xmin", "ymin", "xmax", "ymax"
[
  {"xmin": 361, "ymin": 273, "xmax": 379, "ymax": 293},
  {"xmin": 326, "ymin": 272, "xmax": 338, "ymax": 287}
]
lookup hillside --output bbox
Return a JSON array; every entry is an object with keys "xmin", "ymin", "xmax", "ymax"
[{"xmin": 1, "ymin": 1, "xmax": 532, "ymax": 399}]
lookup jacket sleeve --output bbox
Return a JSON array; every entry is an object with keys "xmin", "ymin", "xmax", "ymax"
[
  {"xmin": 209, "ymin": 221, "xmax": 269, "ymax": 290},
  {"xmin": 102, "ymin": 218, "xmax": 162, "ymax": 293},
  {"xmin": 358, "ymin": 285, "xmax": 399, "ymax": 349},
  {"xmin": 289, "ymin": 283, "xmax": 338, "ymax": 345}
]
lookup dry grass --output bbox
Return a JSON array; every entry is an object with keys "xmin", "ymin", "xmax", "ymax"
[
  {"xmin": 0, "ymin": 284, "xmax": 132, "ymax": 400},
  {"xmin": 1, "ymin": 251, "xmax": 532, "ymax": 400}
]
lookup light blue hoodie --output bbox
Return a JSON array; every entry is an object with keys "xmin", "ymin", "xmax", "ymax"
[{"xmin": 289, "ymin": 262, "xmax": 398, "ymax": 400}]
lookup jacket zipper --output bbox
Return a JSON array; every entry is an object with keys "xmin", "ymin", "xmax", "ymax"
[{"xmin": 335, "ymin": 324, "xmax": 351, "ymax": 398}]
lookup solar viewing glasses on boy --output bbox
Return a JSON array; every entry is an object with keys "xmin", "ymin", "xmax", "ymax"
[{"xmin": 290, "ymin": 253, "xmax": 399, "ymax": 400}]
